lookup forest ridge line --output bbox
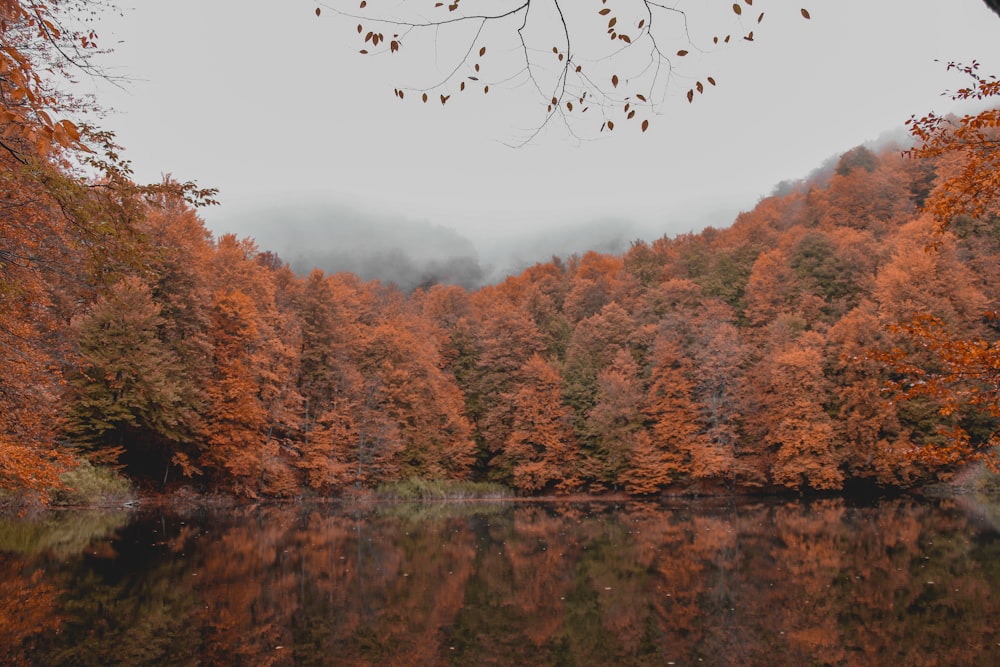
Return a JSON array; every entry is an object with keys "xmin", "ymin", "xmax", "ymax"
[
  {"xmin": 2, "ymin": 0, "xmax": 999, "ymax": 504},
  {"xmin": 6, "ymin": 135, "xmax": 999, "ymax": 503}
]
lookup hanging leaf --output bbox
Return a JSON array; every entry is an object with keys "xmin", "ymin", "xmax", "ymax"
[
  {"xmin": 676, "ymin": 50, "xmax": 688, "ymax": 56},
  {"xmin": 801, "ymin": 8, "xmax": 811, "ymax": 19},
  {"xmin": 732, "ymin": 4, "xmax": 742, "ymax": 16},
  {"xmin": 641, "ymin": 119, "xmax": 649, "ymax": 132},
  {"xmin": 611, "ymin": 74, "xmax": 619, "ymax": 88}
]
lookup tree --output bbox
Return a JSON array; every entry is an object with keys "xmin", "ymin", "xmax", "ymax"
[
  {"xmin": 639, "ymin": 338, "xmax": 704, "ymax": 483},
  {"xmin": 905, "ymin": 62, "xmax": 1000, "ymax": 231},
  {"xmin": 584, "ymin": 347, "xmax": 646, "ymax": 489},
  {"xmin": 767, "ymin": 332, "xmax": 844, "ymax": 490},
  {"xmin": 316, "ymin": 1, "xmax": 814, "ymax": 141},
  {"xmin": 198, "ymin": 235, "xmax": 302, "ymax": 496},
  {"xmin": 359, "ymin": 317, "xmax": 476, "ymax": 481},
  {"xmin": 501, "ymin": 354, "xmax": 580, "ymax": 493},
  {"xmin": 0, "ymin": 0, "xmax": 92, "ymax": 160},
  {"xmin": 64, "ymin": 276, "xmax": 190, "ymax": 473},
  {"xmin": 880, "ymin": 65, "xmax": 1000, "ymax": 469},
  {"xmin": 827, "ymin": 301, "xmax": 920, "ymax": 485},
  {"xmin": 465, "ymin": 294, "xmax": 546, "ymax": 474}
]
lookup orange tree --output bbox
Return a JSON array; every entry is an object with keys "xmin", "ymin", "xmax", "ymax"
[
  {"xmin": 882, "ymin": 62, "xmax": 1000, "ymax": 468},
  {"xmin": 1, "ymin": 1, "xmax": 215, "ymax": 502}
]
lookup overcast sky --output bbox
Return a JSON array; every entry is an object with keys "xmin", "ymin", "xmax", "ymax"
[{"xmin": 86, "ymin": 1, "xmax": 1000, "ymax": 248}]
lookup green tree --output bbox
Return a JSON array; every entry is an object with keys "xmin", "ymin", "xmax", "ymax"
[{"xmin": 65, "ymin": 276, "xmax": 191, "ymax": 478}]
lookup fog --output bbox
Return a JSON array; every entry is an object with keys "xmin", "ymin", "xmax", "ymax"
[{"xmin": 231, "ymin": 202, "xmax": 742, "ymax": 291}]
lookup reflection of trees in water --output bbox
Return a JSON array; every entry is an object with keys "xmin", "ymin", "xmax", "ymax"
[
  {"xmin": 3, "ymin": 500, "xmax": 999, "ymax": 665},
  {"xmin": 0, "ymin": 510, "xmax": 130, "ymax": 558}
]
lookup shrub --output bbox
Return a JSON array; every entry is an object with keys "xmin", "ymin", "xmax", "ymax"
[{"xmin": 52, "ymin": 459, "xmax": 136, "ymax": 507}]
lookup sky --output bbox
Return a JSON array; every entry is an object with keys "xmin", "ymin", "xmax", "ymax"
[{"xmin": 83, "ymin": 1, "xmax": 1000, "ymax": 267}]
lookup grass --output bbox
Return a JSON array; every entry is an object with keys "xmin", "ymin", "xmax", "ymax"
[{"xmin": 375, "ymin": 477, "xmax": 514, "ymax": 502}]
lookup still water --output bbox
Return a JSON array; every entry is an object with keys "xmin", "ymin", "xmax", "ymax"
[{"xmin": 1, "ymin": 497, "xmax": 998, "ymax": 666}]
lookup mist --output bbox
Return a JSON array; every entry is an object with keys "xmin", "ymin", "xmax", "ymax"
[
  {"xmin": 222, "ymin": 201, "xmax": 745, "ymax": 291},
  {"xmin": 231, "ymin": 204, "xmax": 485, "ymax": 292}
]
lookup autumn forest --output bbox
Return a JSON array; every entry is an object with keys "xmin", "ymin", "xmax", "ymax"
[{"xmin": 2, "ymin": 2, "xmax": 1000, "ymax": 505}]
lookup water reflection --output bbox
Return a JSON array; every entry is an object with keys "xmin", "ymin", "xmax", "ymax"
[{"xmin": 1, "ymin": 498, "xmax": 997, "ymax": 666}]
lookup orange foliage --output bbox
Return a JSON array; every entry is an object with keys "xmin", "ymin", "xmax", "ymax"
[
  {"xmin": 502, "ymin": 354, "xmax": 580, "ymax": 493},
  {"xmin": 906, "ymin": 62, "xmax": 1000, "ymax": 229},
  {"xmin": 6, "ymin": 48, "xmax": 1000, "ymax": 499}
]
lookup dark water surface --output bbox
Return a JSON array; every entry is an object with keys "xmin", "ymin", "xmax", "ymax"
[{"xmin": 1, "ymin": 497, "xmax": 998, "ymax": 666}]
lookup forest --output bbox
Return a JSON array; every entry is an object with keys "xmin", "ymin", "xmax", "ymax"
[{"xmin": 2, "ymin": 2, "xmax": 1000, "ymax": 505}]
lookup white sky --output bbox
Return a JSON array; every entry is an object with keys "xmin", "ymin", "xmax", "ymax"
[{"xmin": 86, "ymin": 1, "xmax": 1000, "ymax": 246}]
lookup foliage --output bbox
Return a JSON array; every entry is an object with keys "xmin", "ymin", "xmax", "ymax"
[
  {"xmin": 51, "ymin": 459, "xmax": 135, "ymax": 508},
  {"xmin": 4, "ymin": 2, "xmax": 1000, "ymax": 500},
  {"xmin": 881, "ymin": 62, "xmax": 1000, "ymax": 471},
  {"xmin": 905, "ymin": 62, "xmax": 1000, "ymax": 231},
  {"xmin": 315, "ymin": 1, "xmax": 812, "ymax": 141}
]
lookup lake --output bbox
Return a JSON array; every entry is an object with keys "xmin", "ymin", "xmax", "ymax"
[{"xmin": 1, "ymin": 497, "xmax": 997, "ymax": 666}]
